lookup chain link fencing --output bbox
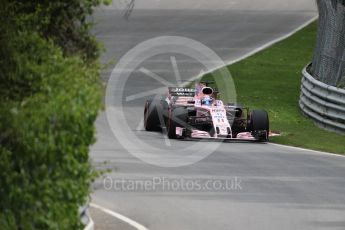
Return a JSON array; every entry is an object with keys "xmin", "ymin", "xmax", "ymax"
[{"xmin": 311, "ymin": 0, "xmax": 345, "ymax": 88}]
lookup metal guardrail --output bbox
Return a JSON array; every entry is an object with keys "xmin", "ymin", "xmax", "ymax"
[
  {"xmin": 299, "ymin": 64, "xmax": 345, "ymax": 135},
  {"xmin": 80, "ymin": 204, "xmax": 94, "ymax": 230}
]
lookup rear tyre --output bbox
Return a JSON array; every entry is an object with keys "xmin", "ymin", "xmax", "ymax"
[
  {"xmin": 249, "ymin": 109, "xmax": 269, "ymax": 142},
  {"xmin": 144, "ymin": 100, "xmax": 163, "ymax": 131},
  {"xmin": 167, "ymin": 107, "xmax": 188, "ymax": 139}
]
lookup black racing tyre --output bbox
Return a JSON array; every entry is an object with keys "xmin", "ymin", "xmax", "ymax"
[
  {"xmin": 167, "ymin": 107, "xmax": 188, "ymax": 139},
  {"xmin": 144, "ymin": 99, "xmax": 163, "ymax": 131},
  {"xmin": 249, "ymin": 109, "xmax": 269, "ymax": 141}
]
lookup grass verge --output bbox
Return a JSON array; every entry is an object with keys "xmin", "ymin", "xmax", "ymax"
[{"xmin": 202, "ymin": 22, "xmax": 345, "ymax": 154}]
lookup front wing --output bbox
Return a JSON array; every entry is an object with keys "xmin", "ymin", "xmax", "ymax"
[{"xmin": 176, "ymin": 127, "xmax": 268, "ymax": 141}]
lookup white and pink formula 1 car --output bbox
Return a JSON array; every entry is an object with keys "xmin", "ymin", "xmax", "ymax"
[{"xmin": 144, "ymin": 82, "xmax": 269, "ymax": 142}]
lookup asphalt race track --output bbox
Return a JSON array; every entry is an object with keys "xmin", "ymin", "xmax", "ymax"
[{"xmin": 90, "ymin": 1, "xmax": 345, "ymax": 229}]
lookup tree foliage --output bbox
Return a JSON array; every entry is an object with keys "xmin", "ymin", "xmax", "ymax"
[{"xmin": 0, "ymin": 0, "xmax": 107, "ymax": 229}]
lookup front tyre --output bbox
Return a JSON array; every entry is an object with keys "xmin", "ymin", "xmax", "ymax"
[
  {"xmin": 144, "ymin": 100, "xmax": 163, "ymax": 131},
  {"xmin": 249, "ymin": 109, "xmax": 269, "ymax": 142}
]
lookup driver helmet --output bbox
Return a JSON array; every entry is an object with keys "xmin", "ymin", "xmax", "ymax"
[{"xmin": 202, "ymin": 95, "xmax": 213, "ymax": 106}]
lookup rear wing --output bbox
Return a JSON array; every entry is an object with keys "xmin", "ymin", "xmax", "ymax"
[{"xmin": 168, "ymin": 87, "xmax": 196, "ymax": 97}]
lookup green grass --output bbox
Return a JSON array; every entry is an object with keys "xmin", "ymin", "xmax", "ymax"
[{"xmin": 202, "ymin": 22, "xmax": 345, "ymax": 154}]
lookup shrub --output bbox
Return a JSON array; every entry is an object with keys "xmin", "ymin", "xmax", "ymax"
[{"xmin": 0, "ymin": 0, "xmax": 105, "ymax": 229}]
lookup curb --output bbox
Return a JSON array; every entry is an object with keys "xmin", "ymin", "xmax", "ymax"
[{"xmin": 84, "ymin": 216, "xmax": 94, "ymax": 230}]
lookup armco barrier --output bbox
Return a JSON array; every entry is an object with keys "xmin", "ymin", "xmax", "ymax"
[{"xmin": 299, "ymin": 64, "xmax": 345, "ymax": 135}]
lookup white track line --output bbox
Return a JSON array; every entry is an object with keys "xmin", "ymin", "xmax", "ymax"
[
  {"xmin": 223, "ymin": 15, "xmax": 319, "ymax": 68},
  {"xmin": 269, "ymin": 143, "xmax": 345, "ymax": 158},
  {"xmin": 182, "ymin": 15, "xmax": 319, "ymax": 86},
  {"xmin": 90, "ymin": 203, "xmax": 149, "ymax": 230}
]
